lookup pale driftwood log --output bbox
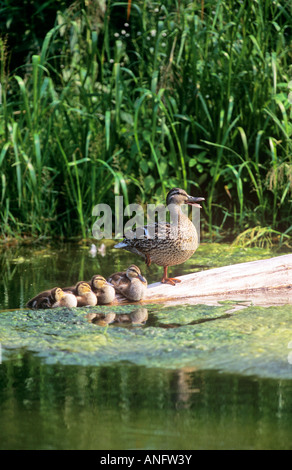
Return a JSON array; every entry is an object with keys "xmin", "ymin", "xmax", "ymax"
[{"xmin": 115, "ymin": 254, "xmax": 292, "ymax": 307}]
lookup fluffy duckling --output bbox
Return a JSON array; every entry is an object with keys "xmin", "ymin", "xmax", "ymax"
[
  {"xmin": 64, "ymin": 281, "xmax": 97, "ymax": 307},
  {"xmin": 107, "ymin": 265, "xmax": 147, "ymax": 302},
  {"xmin": 26, "ymin": 287, "xmax": 68, "ymax": 309},
  {"xmin": 51, "ymin": 288, "xmax": 77, "ymax": 308},
  {"xmin": 88, "ymin": 275, "xmax": 116, "ymax": 305}
]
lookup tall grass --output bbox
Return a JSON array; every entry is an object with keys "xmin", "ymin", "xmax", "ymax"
[{"xmin": 0, "ymin": 0, "xmax": 291, "ymax": 243}]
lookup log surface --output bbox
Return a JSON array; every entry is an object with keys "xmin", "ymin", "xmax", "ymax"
[{"xmin": 141, "ymin": 254, "xmax": 292, "ymax": 306}]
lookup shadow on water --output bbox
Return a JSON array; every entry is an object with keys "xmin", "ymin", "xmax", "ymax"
[{"xmin": 0, "ymin": 241, "xmax": 291, "ymax": 450}]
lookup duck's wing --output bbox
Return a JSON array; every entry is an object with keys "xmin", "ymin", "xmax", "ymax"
[
  {"xmin": 107, "ymin": 272, "xmax": 127, "ymax": 287},
  {"xmin": 127, "ymin": 222, "xmax": 171, "ymax": 239},
  {"xmin": 115, "ymin": 222, "xmax": 172, "ymax": 248},
  {"xmin": 107, "ymin": 271, "xmax": 123, "ymax": 281}
]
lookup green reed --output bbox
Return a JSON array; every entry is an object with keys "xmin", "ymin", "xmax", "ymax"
[{"xmin": 0, "ymin": 0, "xmax": 291, "ymax": 243}]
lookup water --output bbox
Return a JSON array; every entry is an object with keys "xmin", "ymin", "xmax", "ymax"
[
  {"xmin": 1, "ymin": 356, "xmax": 292, "ymax": 450},
  {"xmin": 0, "ymin": 241, "xmax": 291, "ymax": 450}
]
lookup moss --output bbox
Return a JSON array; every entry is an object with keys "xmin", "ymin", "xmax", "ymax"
[{"xmin": 1, "ymin": 303, "xmax": 291, "ymax": 379}]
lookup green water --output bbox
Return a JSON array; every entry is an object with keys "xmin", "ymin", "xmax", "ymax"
[
  {"xmin": 0, "ymin": 241, "xmax": 291, "ymax": 450},
  {"xmin": 1, "ymin": 356, "xmax": 292, "ymax": 450}
]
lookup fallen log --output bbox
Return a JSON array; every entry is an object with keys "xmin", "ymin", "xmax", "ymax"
[{"xmin": 138, "ymin": 254, "xmax": 292, "ymax": 306}]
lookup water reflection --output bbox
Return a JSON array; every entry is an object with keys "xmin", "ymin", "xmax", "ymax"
[
  {"xmin": 87, "ymin": 307, "xmax": 149, "ymax": 326},
  {"xmin": 0, "ymin": 351, "xmax": 291, "ymax": 450}
]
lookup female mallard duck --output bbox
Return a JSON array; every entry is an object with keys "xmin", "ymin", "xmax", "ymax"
[
  {"xmin": 88, "ymin": 275, "xmax": 116, "ymax": 305},
  {"xmin": 26, "ymin": 287, "xmax": 77, "ymax": 309},
  {"xmin": 107, "ymin": 265, "xmax": 147, "ymax": 301},
  {"xmin": 114, "ymin": 188, "xmax": 204, "ymax": 285},
  {"xmin": 63, "ymin": 281, "xmax": 97, "ymax": 307}
]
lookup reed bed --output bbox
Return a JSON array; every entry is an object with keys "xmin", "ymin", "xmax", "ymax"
[{"xmin": 0, "ymin": 0, "xmax": 291, "ymax": 244}]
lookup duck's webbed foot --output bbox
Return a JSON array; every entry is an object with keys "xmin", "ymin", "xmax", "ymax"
[
  {"xmin": 161, "ymin": 277, "xmax": 181, "ymax": 286},
  {"xmin": 161, "ymin": 266, "xmax": 181, "ymax": 286}
]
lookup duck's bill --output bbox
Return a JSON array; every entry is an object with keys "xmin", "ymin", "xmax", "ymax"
[
  {"xmin": 186, "ymin": 196, "xmax": 205, "ymax": 208},
  {"xmin": 138, "ymin": 274, "xmax": 147, "ymax": 283}
]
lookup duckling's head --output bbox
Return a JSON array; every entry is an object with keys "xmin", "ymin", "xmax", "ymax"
[
  {"xmin": 76, "ymin": 282, "xmax": 92, "ymax": 296},
  {"xmin": 126, "ymin": 265, "xmax": 147, "ymax": 283},
  {"xmin": 53, "ymin": 287, "xmax": 65, "ymax": 302},
  {"xmin": 91, "ymin": 275, "xmax": 107, "ymax": 290},
  {"xmin": 166, "ymin": 188, "xmax": 204, "ymax": 208}
]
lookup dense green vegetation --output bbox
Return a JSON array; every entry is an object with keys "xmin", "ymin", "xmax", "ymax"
[{"xmin": 0, "ymin": 0, "xmax": 291, "ymax": 244}]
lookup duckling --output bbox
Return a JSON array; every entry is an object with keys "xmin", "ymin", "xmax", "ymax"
[
  {"xmin": 88, "ymin": 275, "xmax": 115, "ymax": 305},
  {"xmin": 64, "ymin": 281, "xmax": 97, "ymax": 307},
  {"xmin": 26, "ymin": 287, "xmax": 64, "ymax": 309},
  {"xmin": 114, "ymin": 187, "xmax": 204, "ymax": 285},
  {"xmin": 51, "ymin": 288, "xmax": 78, "ymax": 308},
  {"xmin": 107, "ymin": 265, "xmax": 147, "ymax": 302}
]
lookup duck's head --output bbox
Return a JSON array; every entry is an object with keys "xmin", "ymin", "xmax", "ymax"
[
  {"xmin": 126, "ymin": 265, "xmax": 147, "ymax": 283},
  {"xmin": 53, "ymin": 287, "xmax": 65, "ymax": 302},
  {"xmin": 166, "ymin": 188, "xmax": 204, "ymax": 208},
  {"xmin": 91, "ymin": 275, "xmax": 107, "ymax": 290},
  {"xmin": 76, "ymin": 282, "xmax": 92, "ymax": 296}
]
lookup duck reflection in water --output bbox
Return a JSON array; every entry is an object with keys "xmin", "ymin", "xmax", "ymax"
[{"xmin": 87, "ymin": 307, "xmax": 148, "ymax": 326}]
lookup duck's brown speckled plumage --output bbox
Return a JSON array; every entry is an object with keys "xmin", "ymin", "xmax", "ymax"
[{"xmin": 114, "ymin": 188, "xmax": 204, "ymax": 285}]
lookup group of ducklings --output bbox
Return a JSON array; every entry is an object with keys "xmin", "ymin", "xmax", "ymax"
[{"xmin": 26, "ymin": 265, "xmax": 147, "ymax": 310}]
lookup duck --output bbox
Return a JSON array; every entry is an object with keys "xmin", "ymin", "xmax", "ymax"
[
  {"xmin": 107, "ymin": 264, "xmax": 147, "ymax": 301},
  {"xmin": 114, "ymin": 188, "xmax": 204, "ymax": 285},
  {"xmin": 51, "ymin": 288, "xmax": 78, "ymax": 308},
  {"xmin": 88, "ymin": 274, "xmax": 116, "ymax": 305},
  {"xmin": 63, "ymin": 281, "xmax": 97, "ymax": 307},
  {"xmin": 26, "ymin": 287, "xmax": 76, "ymax": 309}
]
